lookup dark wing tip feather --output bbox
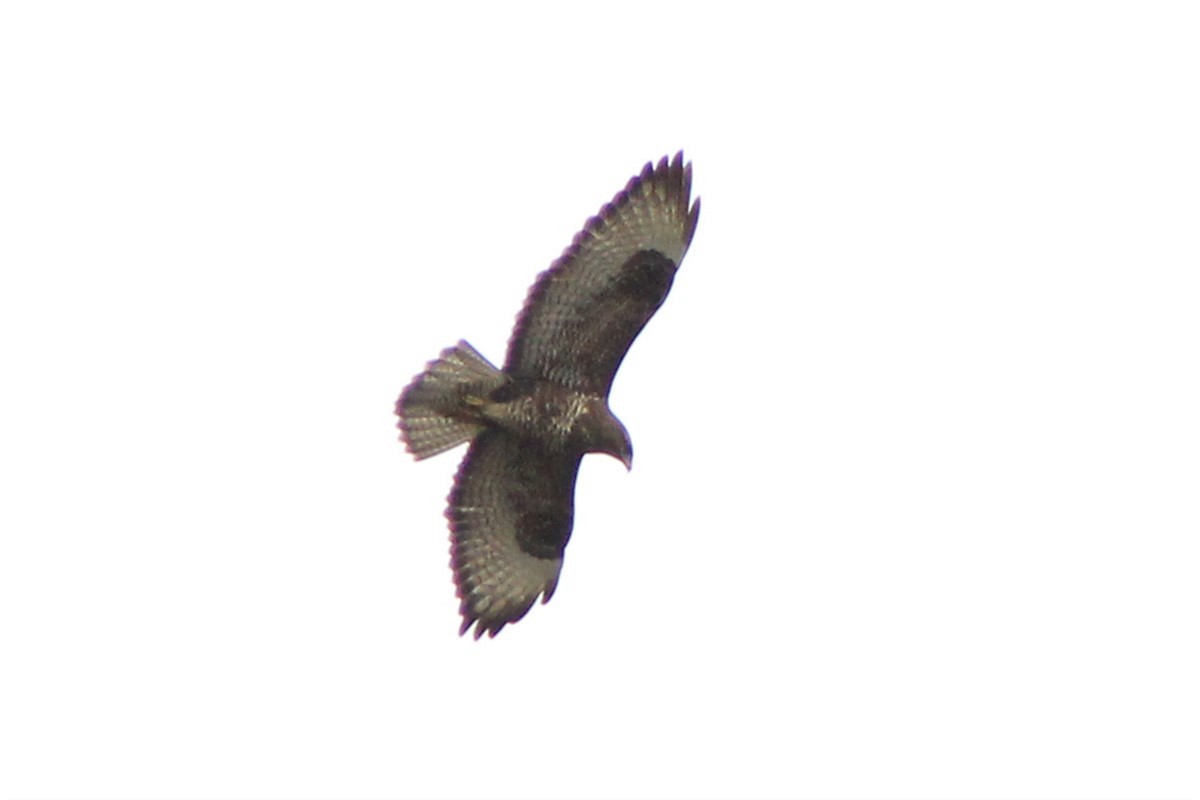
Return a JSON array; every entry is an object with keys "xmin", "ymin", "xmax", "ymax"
[
  {"xmin": 668, "ymin": 151, "xmax": 700, "ymax": 253},
  {"xmin": 550, "ymin": 149, "xmax": 699, "ymax": 269},
  {"xmin": 577, "ymin": 149, "xmax": 699, "ymax": 295},
  {"xmin": 677, "ymin": 153, "xmax": 700, "ymax": 249},
  {"xmin": 687, "ymin": 196, "xmax": 701, "ymax": 247},
  {"xmin": 621, "ymin": 150, "xmax": 699, "ymax": 255},
  {"xmin": 457, "ymin": 613, "xmax": 504, "ymax": 639}
]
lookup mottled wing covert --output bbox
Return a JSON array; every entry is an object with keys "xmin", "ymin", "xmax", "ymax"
[
  {"xmin": 504, "ymin": 152, "xmax": 700, "ymax": 396},
  {"xmin": 447, "ymin": 430, "xmax": 583, "ymax": 638}
]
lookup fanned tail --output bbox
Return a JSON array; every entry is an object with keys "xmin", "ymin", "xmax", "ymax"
[{"xmin": 396, "ymin": 341, "xmax": 507, "ymax": 460}]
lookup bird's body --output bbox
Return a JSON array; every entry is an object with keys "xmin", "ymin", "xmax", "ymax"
[
  {"xmin": 485, "ymin": 379, "xmax": 617, "ymax": 449},
  {"xmin": 396, "ymin": 153, "xmax": 699, "ymax": 638}
]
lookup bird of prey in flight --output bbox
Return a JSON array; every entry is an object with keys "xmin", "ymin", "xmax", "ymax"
[{"xmin": 396, "ymin": 153, "xmax": 700, "ymax": 638}]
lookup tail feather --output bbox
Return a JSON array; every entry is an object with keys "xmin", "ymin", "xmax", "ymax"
[{"xmin": 396, "ymin": 341, "xmax": 507, "ymax": 459}]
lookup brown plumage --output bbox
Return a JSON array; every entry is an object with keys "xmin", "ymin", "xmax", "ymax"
[{"xmin": 396, "ymin": 153, "xmax": 700, "ymax": 638}]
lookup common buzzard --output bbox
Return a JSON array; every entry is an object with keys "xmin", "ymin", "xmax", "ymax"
[{"xmin": 396, "ymin": 153, "xmax": 700, "ymax": 638}]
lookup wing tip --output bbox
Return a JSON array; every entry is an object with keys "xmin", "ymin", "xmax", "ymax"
[
  {"xmin": 458, "ymin": 613, "xmax": 504, "ymax": 639},
  {"xmin": 685, "ymin": 194, "xmax": 701, "ymax": 250},
  {"xmin": 602, "ymin": 150, "xmax": 700, "ymax": 241},
  {"xmin": 448, "ymin": 533, "xmax": 555, "ymax": 641},
  {"xmin": 663, "ymin": 150, "xmax": 700, "ymax": 250}
]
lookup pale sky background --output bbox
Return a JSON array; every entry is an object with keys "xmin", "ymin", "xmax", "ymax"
[{"xmin": 1, "ymin": 3, "xmax": 1197, "ymax": 799}]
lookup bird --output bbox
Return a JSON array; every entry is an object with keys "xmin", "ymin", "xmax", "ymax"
[{"xmin": 395, "ymin": 153, "xmax": 700, "ymax": 638}]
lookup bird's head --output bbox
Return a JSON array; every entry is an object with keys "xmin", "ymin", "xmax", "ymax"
[{"xmin": 588, "ymin": 404, "xmax": 633, "ymax": 471}]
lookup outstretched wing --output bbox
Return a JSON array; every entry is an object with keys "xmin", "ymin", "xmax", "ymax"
[
  {"xmin": 504, "ymin": 152, "xmax": 700, "ymax": 396},
  {"xmin": 447, "ymin": 430, "xmax": 583, "ymax": 638}
]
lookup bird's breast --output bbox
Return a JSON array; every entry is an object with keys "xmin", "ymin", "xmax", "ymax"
[{"xmin": 486, "ymin": 383, "xmax": 593, "ymax": 444}]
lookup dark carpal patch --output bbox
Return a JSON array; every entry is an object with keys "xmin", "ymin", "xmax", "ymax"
[
  {"xmin": 514, "ymin": 503, "xmax": 573, "ymax": 560},
  {"xmin": 616, "ymin": 249, "xmax": 677, "ymax": 303},
  {"xmin": 508, "ymin": 443, "xmax": 578, "ymax": 559}
]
